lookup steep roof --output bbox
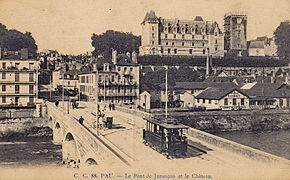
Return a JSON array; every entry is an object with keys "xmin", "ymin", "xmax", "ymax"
[
  {"xmin": 196, "ymin": 88, "xmax": 248, "ymax": 100},
  {"xmin": 116, "ymin": 54, "xmax": 138, "ymax": 66},
  {"xmin": 194, "ymin": 16, "xmax": 204, "ymax": 21},
  {"xmin": 249, "ymin": 41, "xmax": 265, "ymax": 49},
  {"xmin": 159, "ymin": 81, "xmax": 238, "ymax": 90},
  {"xmin": 239, "ymin": 82, "xmax": 290, "ymax": 98},
  {"xmin": 142, "ymin": 10, "xmax": 158, "ymax": 24}
]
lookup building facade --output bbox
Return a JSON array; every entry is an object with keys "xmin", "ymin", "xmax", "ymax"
[
  {"xmin": 248, "ymin": 36, "xmax": 277, "ymax": 57},
  {"xmin": 0, "ymin": 48, "xmax": 38, "ymax": 107},
  {"xmin": 78, "ymin": 52, "xmax": 140, "ymax": 105},
  {"xmin": 52, "ymin": 69, "xmax": 79, "ymax": 90},
  {"xmin": 139, "ymin": 10, "xmax": 225, "ymax": 57},
  {"xmin": 224, "ymin": 12, "xmax": 247, "ymax": 53},
  {"xmin": 195, "ymin": 88, "xmax": 250, "ymax": 110}
]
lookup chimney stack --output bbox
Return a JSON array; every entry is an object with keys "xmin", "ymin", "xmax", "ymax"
[
  {"xmin": 112, "ymin": 50, "xmax": 117, "ymax": 64},
  {"xmin": 20, "ymin": 48, "xmax": 29, "ymax": 59},
  {"xmin": 132, "ymin": 51, "xmax": 137, "ymax": 63},
  {"xmin": 93, "ymin": 63, "xmax": 97, "ymax": 72}
]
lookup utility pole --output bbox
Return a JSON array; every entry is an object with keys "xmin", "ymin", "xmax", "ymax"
[
  {"xmin": 49, "ymin": 75, "xmax": 52, "ymax": 100},
  {"xmin": 62, "ymin": 71, "xmax": 65, "ymax": 111},
  {"xmin": 103, "ymin": 75, "xmax": 106, "ymax": 103},
  {"xmin": 67, "ymin": 97, "xmax": 70, "ymax": 114},
  {"xmin": 165, "ymin": 66, "xmax": 168, "ymax": 119},
  {"xmin": 36, "ymin": 59, "xmax": 39, "ymax": 99},
  {"xmin": 95, "ymin": 66, "xmax": 100, "ymax": 135}
]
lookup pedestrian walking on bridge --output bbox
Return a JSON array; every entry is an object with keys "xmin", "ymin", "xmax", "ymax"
[{"xmin": 79, "ymin": 116, "xmax": 84, "ymax": 125}]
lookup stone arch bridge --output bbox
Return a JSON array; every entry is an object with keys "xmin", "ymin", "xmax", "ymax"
[{"xmin": 46, "ymin": 102, "xmax": 133, "ymax": 168}]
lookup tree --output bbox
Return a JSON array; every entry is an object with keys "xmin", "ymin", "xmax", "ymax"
[
  {"xmin": 91, "ymin": 30, "xmax": 141, "ymax": 57},
  {"xmin": 0, "ymin": 23, "xmax": 38, "ymax": 56},
  {"xmin": 274, "ymin": 21, "xmax": 290, "ymax": 59}
]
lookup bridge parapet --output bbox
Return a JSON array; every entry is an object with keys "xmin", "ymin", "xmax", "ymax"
[
  {"xmin": 186, "ymin": 128, "xmax": 290, "ymax": 165},
  {"xmin": 46, "ymin": 102, "xmax": 134, "ymax": 168}
]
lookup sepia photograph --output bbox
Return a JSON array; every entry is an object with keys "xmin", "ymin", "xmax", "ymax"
[{"xmin": 0, "ymin": 0, "xmax": 289, "ymax": 179}]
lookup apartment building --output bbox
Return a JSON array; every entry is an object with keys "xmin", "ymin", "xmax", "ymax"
[
  {"xmin": 0, "ymin": 48, "xmax": 38, "ymax": 107},
  {"xmin": 78, "ymin": 51, "xmax": 140, "ymax": 105}
]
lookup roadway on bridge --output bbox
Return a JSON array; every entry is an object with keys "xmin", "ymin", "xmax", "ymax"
[{"xmin": 58, "ymin": 101, "xmax": 290, "ymax": 179}]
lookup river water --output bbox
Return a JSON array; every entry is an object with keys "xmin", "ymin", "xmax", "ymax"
[
  {"xmin": 0, "ymin": 127, "xmax": 62, "ymax": 168},
  {"xmin": 212, "ymin": 129, "xmax": 290, "ymax": 160}
]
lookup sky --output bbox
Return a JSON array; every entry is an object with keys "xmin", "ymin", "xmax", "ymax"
[{"xmin": 0, "ymin": 0, "xmax": 289, "ymax": 55}]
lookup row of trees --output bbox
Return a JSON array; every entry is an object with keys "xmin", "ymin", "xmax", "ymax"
[
  {"xmin": 274, "ymin": 20, "xmax": 290, "ymax": 59},
  {"xmin": 0, "ymin": 23, "xmax": 37, "ymax": 55},
  {"xmin": 91, "ymin": 30, "xmax": 140, "ymax": 58}
]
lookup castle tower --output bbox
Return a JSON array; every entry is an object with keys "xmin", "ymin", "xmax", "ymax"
[
  {"xmin": 139, "ymin": 10, "xmax": 160, "ymax": 56},
  {"xmin": 224, "ymin": 12, "xmax": 247, "ymax": 53}
]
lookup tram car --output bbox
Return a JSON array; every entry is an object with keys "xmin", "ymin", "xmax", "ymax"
[{"xmin": 143, "ymin": 117, "xmax": 188, "ymax": 157}]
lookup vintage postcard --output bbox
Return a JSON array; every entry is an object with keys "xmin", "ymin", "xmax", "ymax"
[{"xmin": 0, "ymin": 0, "xmax": 289, "ymax": 179}]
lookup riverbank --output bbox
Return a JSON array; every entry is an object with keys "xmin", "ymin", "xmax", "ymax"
[
  {"xmin": 0, "ymin": 117, "xmax": 62, "ymax": 167},
  {"xmin": 166, "ymin": 109, "xmax": 290, "ymax": 132},
  {"xmin": 0, "ymin": 117, "xmax": 50, "ymax": 139}
]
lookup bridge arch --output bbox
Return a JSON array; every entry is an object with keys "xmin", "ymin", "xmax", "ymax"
[
  {"xmin": 62, "ymin": 132, "xmax": 80, "ymax": 163},
  {"xmin": 53, "ymin": 122, "xmax": 63, "ymax": 144},
  {"xmin": 85, "ymin": 158, "xmax": 98, "ymax": 166}
]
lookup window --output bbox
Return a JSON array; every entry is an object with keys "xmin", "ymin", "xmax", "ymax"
[
  {"xmin": 15, "ymin": 72, "xmax": 20, "ymax": 82},
  {"xmin": 224, "ymin": 98, "xmax": 228, "ymax": 105},
  {"xmin": 182, "ymin": 42, "xmax": 184, "ymax": 46},
  {"xmin": 174, "ymin": 49, "xmax": 177, "ymax": 54},
  {"xmin": 165, "ymin": 34, "xmax": 167, "ymax": 38},
  {"xmin": 202, "ymin": 35, "xmax": 205, "ymax": 40},
  {"xmin": 189, "ymin": 49, "xmax": 192, "ymax": 54},
  {"xmin": 2, "ymin": 96, "xmax": 6, "ymax": 103},
  {"xmin": 197, "ymin": 99, "xmax": 200, "ymax": 103},
  {"xmin": 2, "ymin": 85, "xmax": 6, "ymax": 91},
  {"xmin": 203, "ymin": 49, "xmax": 206, "ymax": 54},
  {"xmin": 215, "ymin": 39, "xmax": 218, "ymax": 44},
  {"xmin": 29, "ymin": 63, "xmax": 34, "ymax": 69},
  {"xmin": 165, "ymin": 42, "xmax": 168, "ymax": 45},
  {"xmin": 15, "ymin": 63, "xmax": 20, "ymax": 69},
  {"xmin": 233, "ymin": 98, "xmax": 237, "ymax": 105},
  {"xmin": 241, "ymin": 98, "xmax": 245, "ymax": 105},
  {"xmin": 209, "ymin": 99, "xmax": 211, "ymax": 104},
  {"xmin": 168, "ymin": 49, "xmax": 171, "ymax": 54},
  {"xmin": 173, "ymin": 34, "xmax": 176, "ymax": 38},
  {"xmin": 152, "ymin": 26, "xmax": 154, "ymax": 31},
  {"xmin": 15, "ymin": 97, "xmax": 19, "ymax": 105},
  {"xmin": 192, "ymin": 42, "xmax": 194, "ymax": 46},
  {"xmin": 2, "ymin": 73, "xmax": 6, "ymax": 79},
  {"xmin": 152, "ymin": 33, "xmax": 154, "ymax": 38},
  {"xmin": 29, "ymin": 97, "xmax": 34, "ymax": 104},
  {"xmin": 215, "ymin": 32, "xmax": 217, "ymax": 36},
  {"xmin": 215, "ymin": 47, "xmax": 218, "ymax": 51},
  {"xmin": 202, "ymin": 43, "xmax": 205, "ymax": 47},
  {"xmin": 118, "ymin": 67, "xmax": 121, "ymax": 71},
  {"xmin": 29, "ymin": 85, "xmax": 34, "ymax": 94},
  {"xmin": 161, "ymin": 48, "xmax": 164, "ymax": 53},
  {"xmin": 192, "ymin": 35, "xmax": 194, "ymax": 39},
  {"xmin": 182, "ymin": 35, "xmax": 185, "ymax": 39},
  {"xmin": 172, "ymin": 42, "xmax": 174, "ymax": 46},
  {"xmin": 15, "ymin": 85, "xmax": 20, "ymax": 94},
  {"xmin": 29, "ymin": 73, "xmax": 34, "ymax": 82},
  {"xmin": 152, "ymin": 41, "xmax": 154, "ymax": 45},
  {"xmin": 203, "ymin": 99, "xmax": 205, "ymax": 103},
  {"xmin": 2, "ymin": 62, "xmax": 6, "ymax": 69}
]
